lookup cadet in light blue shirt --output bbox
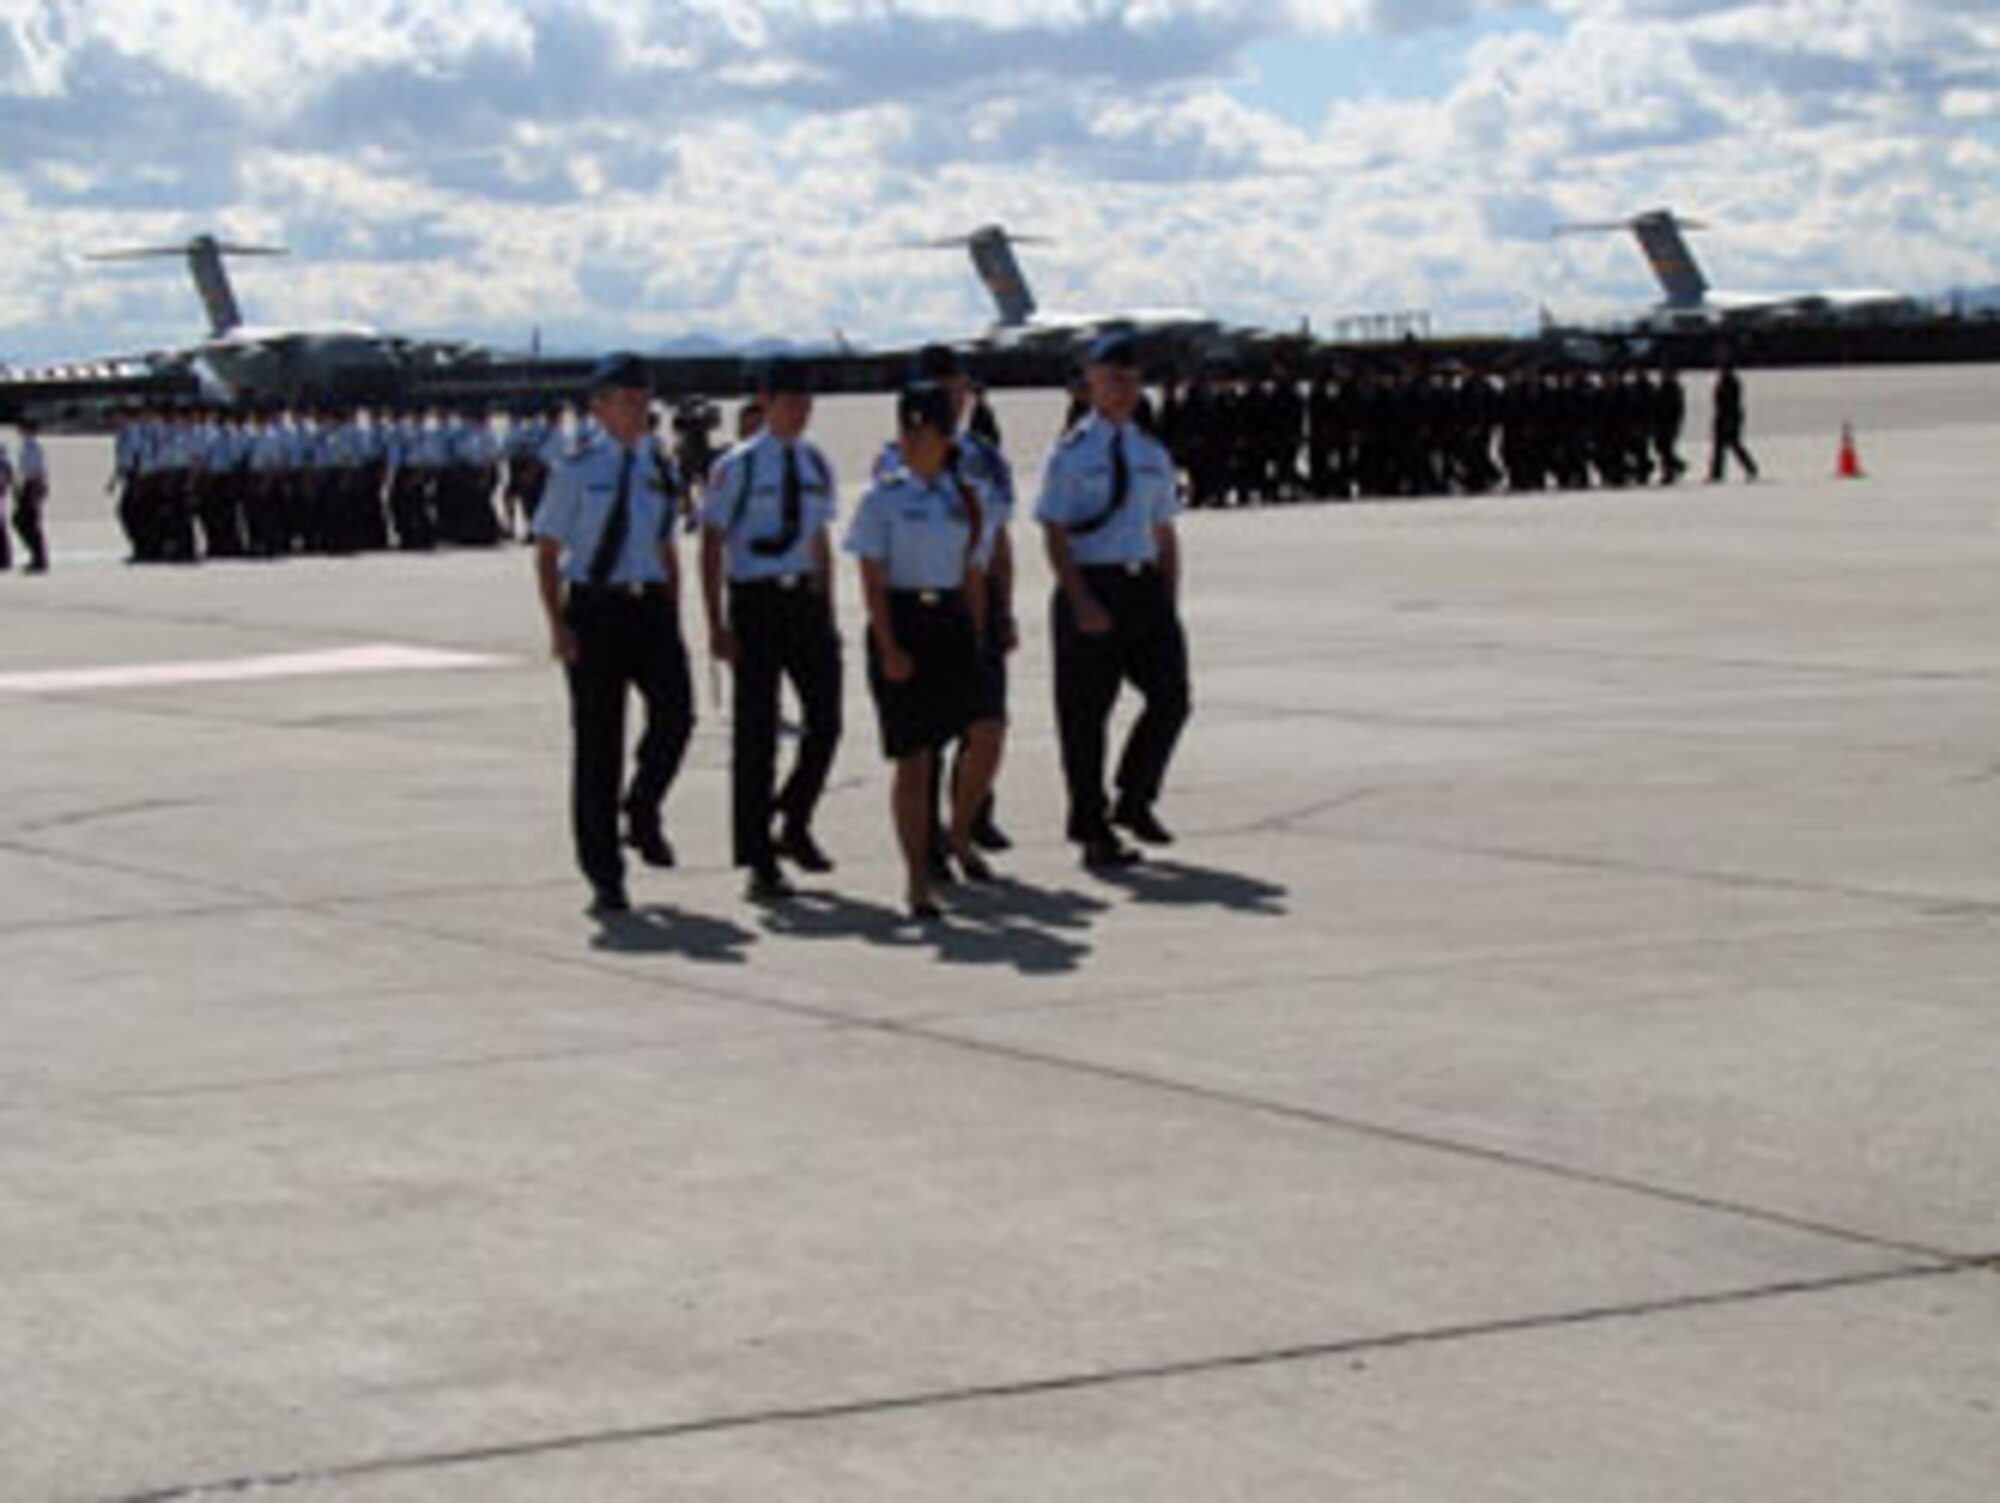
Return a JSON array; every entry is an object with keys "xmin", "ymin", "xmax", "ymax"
[
  {"xmin": 849, "ymin": 381, "xmax": 991, "ymax": 920},
  {"xmin": 1037, "ymin": 329, "xmax": 1191, "ymax": 870},
  {"xmin": 697, "ymin": 357, "xmax": 843, "ymax": 900},
  {"xmin": 531, "ymin": 353, "xmax": 695, "ymax": 915},
  {"xmin": 873, "ymin": 343, "xmax": 1019, "ymax": 871}
]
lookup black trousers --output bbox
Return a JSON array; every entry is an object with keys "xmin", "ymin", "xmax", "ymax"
[
  {"xmin": 728, "ymin": 579, "xmax": 843, "ymax": 868},
  {"xmin": 1709, "ymin": 421, "xmax": 1759, "ymax": 481},
  {"xmin": 11, "ymin": 487, "xmax": 49, "ymax": 569},
  {"xmin": 562, "ymin": 585, "xmax": 695, "ymax": 889},
  {"xmin": 1051, "ymin": 565, "xmax": 1191, "ymax": 843},
  {"xmin": 195, "ymin": 477, "xmax": 246, "ymax": 559},
  {"xmin": 390, "ymin": 471, "xmax": 436, "ymax": 551}
]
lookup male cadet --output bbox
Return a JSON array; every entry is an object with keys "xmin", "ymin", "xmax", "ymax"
[
  {"xmin": 700, "ymin": 357, "xmax": 843, "ymax": 901},
  {"xmin": 1707, "ymin": 357, "xmax": 1759, "ymax": 483},
  {"xmin": 12, "ymin": 419, "xmax": 51, "ymax": 574},
  {"xmin": 533, "ymin": 354, "xmax": 696, "ymax": 915},
  {"xmin": 1038, "ymin": 330, "xmax": 1191, "ymax": 870}
]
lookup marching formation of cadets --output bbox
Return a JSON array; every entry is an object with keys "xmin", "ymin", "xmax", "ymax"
[
  {"xmin": 106, "ymin": 402, "xmax": 727, "ymax": 564},
  {"xmin": 115, "ymin": 405, "xmax": 533, "ymax": 562},
  {"xmin": 102, "ymin": 360, "xmax": 1721, "ymax": 567},
  {"xmin": 1155, "ymin": 361, "xmax": 1694, "ymax": 507}
]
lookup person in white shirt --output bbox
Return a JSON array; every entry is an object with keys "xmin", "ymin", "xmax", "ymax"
[{"xmin": 12, "ymin": 419, "xmax": 51, "ymax": 573}]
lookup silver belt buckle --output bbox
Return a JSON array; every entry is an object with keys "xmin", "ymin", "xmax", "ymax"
[
  {"xmin": 1124, "ymin": 561, "xmax": 1146, "ymax": 576},
  {"xmin": 919, "ymin": 590, "xmax": 942, "ymax": 606}
]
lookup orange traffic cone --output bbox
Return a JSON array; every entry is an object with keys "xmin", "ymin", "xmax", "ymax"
[{"xmin": 1836, "ymin": 421, "xmax": 1865, "ymax": 479}]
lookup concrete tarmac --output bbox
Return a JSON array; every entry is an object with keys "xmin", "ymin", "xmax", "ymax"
[{"xmin": 2, "ymin": 367, "xmax": 1997, "ymax": 1501}]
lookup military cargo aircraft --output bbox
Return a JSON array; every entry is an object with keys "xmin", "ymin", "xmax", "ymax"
[
  {"xmin": 1558, "ymin": 209, "xmax": 1914, "ymax": 329},
  {"xmin": 921, "ymin": 224, "xmax": 1230, "ymax": 355},
  {"xmin": 0, "ymin": 235, "xmax": 488, "ymax": 418}
]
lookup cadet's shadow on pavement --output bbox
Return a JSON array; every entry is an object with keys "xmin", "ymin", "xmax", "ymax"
[
  {"xmin": 756, "ymin": 880, "xmax": 1108, "ymax": 976},
  {"xmin": 1090, "ymin": 857, "xmax": 1290, "ymax": 915},
  {"xmin": 589, "ymin": 904, "xmax": 758, "ymax": 965}
]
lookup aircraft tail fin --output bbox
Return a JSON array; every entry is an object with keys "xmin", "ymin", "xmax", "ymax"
[
  {"xmin": 967, "ymin": 225, "xmax": 1037, "ymax": 327},
  {"xmin": 914, "ymin": 225, "xmax": 1049, "ymax": 328},
  {"xmin": 88, "ymin": 235, "xmax": 288, "ymax": 338},
  {"xmin": 1556, "ymin": 209, "xmax": 1710, "ymax": 311}
]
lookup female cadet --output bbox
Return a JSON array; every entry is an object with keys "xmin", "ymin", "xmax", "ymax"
[
  {"xmin": 845, "ymin": 383, "xmax": 992, "ymax": 920},
  {"xmin": 871, "ymin": 345, "xmax": 1016, "ymax": 883}
]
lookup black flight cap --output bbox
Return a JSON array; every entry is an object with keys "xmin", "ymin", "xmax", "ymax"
[
  {"xmin": 914, "ymin": 342, "xmax": 963, "ymax": 380},
  {"xmin": 897, "ymin": 380, "xmax": 955, "ymax": 435},
  {"xmin": 759, "ymin": 356, "xmax": 814, "ymax": 395},
  {"xmin": 588, "ymin": 351, "xmax": 653, "ymax": 393}
]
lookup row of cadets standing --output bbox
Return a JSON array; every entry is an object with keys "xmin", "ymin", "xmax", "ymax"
[
  {"xmin": 698, "ymin": 358, "xmax": 844, "ymax": 902},
  {"xmin": 0, "ymin": 419, "xmax": 50, "ymax": 574},
  {"xmin": 531, "ymin": 355, "xmax": 695, "ymax": 915},
  {"xmin": 113, "ymin": 407, "xmax": 517, "ymax": 564}
]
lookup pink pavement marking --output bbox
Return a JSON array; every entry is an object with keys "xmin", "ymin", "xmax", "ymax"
[{"xmin": 0, "ymin": 644, "xmax": 512, "ymax": 695}]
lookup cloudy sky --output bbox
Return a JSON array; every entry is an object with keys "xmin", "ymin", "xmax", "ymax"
[{"xmin": 1, "ymin": 0, "xmax": 1996, "ymax": 362}]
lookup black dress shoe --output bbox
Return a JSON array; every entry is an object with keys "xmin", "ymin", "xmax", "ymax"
[
  {"xmin": 926, "ymin": 841, "xmax": 958, "ymax": 887},
  {"xmin": 589, "ymin": 881, "xmax": 631, "ymax": 914},
  {"xmin": 953, "ymin": 845, "xmax": 998, "ymax": 884},
  {"xmin": 776, "ymin": 826, "xmax": 834, "ymax": 874},
  {"xmin": 746, "ymin": 861, "xmax": 796, "ymax": 901},
  {"xmin": 1111, "ymin": 802, "xmax": 1175, "ymax": 846},
  {"xmin": 970, "ymin": 814, "xmax": 1012, "ymax": 853},
  {"xmin": 1081, "ymin": 834, "xmax": 1141, "ymax": 871},
  {"xmin": 626, "ymin": 824, "xmax": 676, "ymax": 869}
]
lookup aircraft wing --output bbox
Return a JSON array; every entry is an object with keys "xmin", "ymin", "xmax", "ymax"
[{"xmin": 0, "ymin": 350, "xmax": 196, "ymax": 421}]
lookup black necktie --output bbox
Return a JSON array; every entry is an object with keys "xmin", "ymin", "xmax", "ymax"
[
  {"xmin": 1069, "ymin": 426, "xmax": 1130, "ymax": 537},
  {"xmin": 757, "ymin": 443, "xmax": 804, "ymax": 557},
  {"xmin": 587, "ymin": 448, "xmax": 635, "ymax": 584}
]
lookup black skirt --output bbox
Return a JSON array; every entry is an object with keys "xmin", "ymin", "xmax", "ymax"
[{"xmin": 867, "ymin": 591, "xmax": 977, "ymax": 760}]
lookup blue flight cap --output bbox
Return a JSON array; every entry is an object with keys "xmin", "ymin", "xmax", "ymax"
[
  {"xmin": 759, "ymin": 356, "xmax": 814, "ymax": 395},
  {"xmin": 587, "ymin": 351, "xmax": 653, "ymax": 393},
  {"xmin": 1085, "ymin": 328, "xmax": 1139, "ymax": 368},
  {"xmin": 897, "ymin": 380, "xmax": 955, "ymax": 435}
]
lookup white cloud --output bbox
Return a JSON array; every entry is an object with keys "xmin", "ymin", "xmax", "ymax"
[{"xmin": 2, "ymin": 0, "xmax": 1998, "ymax": 362}]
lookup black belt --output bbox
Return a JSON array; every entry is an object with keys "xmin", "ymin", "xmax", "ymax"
[
  {"xmin": 890, "ymin": 587, "xmax": 963, "ymax": 607},
  {"xmin": 569, "ymin": 579, "xmax": 670, "ymax": 600},
  {"xmin": 733, "ymin": 573, "xmax": 815, "ymax": 592},
  {"xmin": 1082, "ymin": 561, "xmax": 1156, "ymax": 580}
]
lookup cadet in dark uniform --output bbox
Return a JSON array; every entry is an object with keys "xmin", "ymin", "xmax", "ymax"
[
  {"xmin": 1037, "ymin": 331, "xmax": 1191, "ymax": 870},
  {"xmin": 700, "ymin": 358, "xmax": 843, "ymax": 901},
  {"xmin": 532, "ymin": 354, "xmax": 696, "ymax": 914},
  {"xmin": 847, "ymin": 382, "xmax": 990, "ymax": 919},
  {"xmin": 1708, "ymin": 358, "xmax": 1759, "ymax": 483}
]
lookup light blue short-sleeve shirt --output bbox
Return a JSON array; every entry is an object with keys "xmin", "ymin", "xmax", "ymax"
[
  {"xmin": 533, "ymin": 434, "xmax": 679, "ymax": 586},
  {"xmin": 844, "ymin": 466, "xmax": 978, "ymax": 591},
  {"xmin": 1034, "ymin": 414, "xmax": 1179, "ymax": 567},
  {"xmin": 700, "ymin": 431, "xmax": 838, "ymax": 581}
]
